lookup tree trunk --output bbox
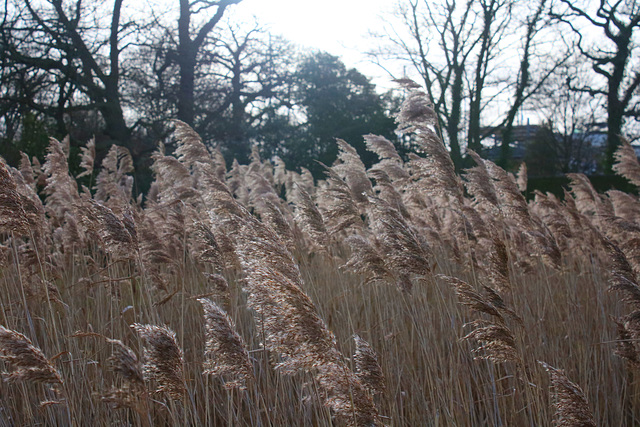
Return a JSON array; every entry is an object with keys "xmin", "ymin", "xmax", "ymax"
[
  {"xmin": 448, "ymin": 65, "xmax": 464, "ymax": 169},
  {"xmin": 177, "ymin": 52, "xmax": 196, "ymax": 126},
  {"xmin": 605, "ymin": 95, "xmax": 624, "ymax": 173}
]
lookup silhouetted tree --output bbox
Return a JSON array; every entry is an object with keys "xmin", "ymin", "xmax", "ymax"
[
  {"xmin": 271, "ymin": 52, "xmax": 398, "ymax": 177},
  {"xmin": 552, "ymin": 0, "xmax": 640, "ymax": 172}
]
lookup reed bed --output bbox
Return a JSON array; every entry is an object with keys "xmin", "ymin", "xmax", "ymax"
[{"xmin": 0, "ymin": 82, "xmax": 639, "ymax": 426}]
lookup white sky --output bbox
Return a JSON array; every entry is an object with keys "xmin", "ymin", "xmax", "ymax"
[{"xmin": 232, "ymin": 0, "xmax": 396, "ymax": 86}]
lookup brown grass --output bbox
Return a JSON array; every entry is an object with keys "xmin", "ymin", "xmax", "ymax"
[{"xmin": 0, "ymin": 82, "xmax": 639, "ymax": 425}]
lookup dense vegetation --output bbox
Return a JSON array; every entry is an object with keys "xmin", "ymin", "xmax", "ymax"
[{"xmin": 1, "ymin": 84, "xmax": 640, "ymax": 425}]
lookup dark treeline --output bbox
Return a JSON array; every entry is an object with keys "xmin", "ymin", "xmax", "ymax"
[
  {"xmin": 0, "ymin": 0, "xmax": 401, "ymax": 192},
  {"xmin": 1, "ymin": 0, "xmax": 640, "ymax": 189}
]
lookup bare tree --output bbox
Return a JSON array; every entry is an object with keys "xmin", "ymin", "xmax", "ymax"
[
  {"xmin": 467, "ymin": 0, "xmax": 512, "ymax": 153},
  {"xmin": 498, "ymin": 0, "xmax": 569, "ymax": 167},
  {"xmin": 371, "ymin": 0, "xmax": 565, "ymax": 169},
  {"xmin": 394, "ymin": 0, "xmax": 479, "ymax": 168},
  {"xmin": 552, "ymin": 0, "xmax": 640, "ymax": 172},
  {"xmin": 175, "ymin": 0, "xmax": 242, "ymax": 126},
  {"xmin": 0, "ymin": 0, "xmax": 145, "ymax": 154}
]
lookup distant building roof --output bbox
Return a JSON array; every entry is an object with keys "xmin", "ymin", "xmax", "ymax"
[
  {"xmin": 479, "ymin": 125, "xmax": 545, "ymax": 144},
  {"xmin": 483, "ymin": 141, "xmax": 527, "ymax": 161}
]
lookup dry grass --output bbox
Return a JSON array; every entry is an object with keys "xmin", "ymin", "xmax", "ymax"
[{"xmin": 0, "ymin": 83, "xmax": 639, "ymax": 426}]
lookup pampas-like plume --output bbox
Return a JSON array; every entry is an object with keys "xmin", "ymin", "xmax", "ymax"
[
  {"xmin": 256, "ymin": 198, "xmax": 296, "ymax": 253},
  {"xmin": 43, "ymin": 137, "xmax": 80, "ymax": 224},
  {"xmin": 247, "ymin": 172, "xmax": 281, "ymax": 210},
  {"xmin": 235, "ymin": 224, "xmax": 380, "ymax": 422},
  {"xmin": 102, "ymin": 338, "xmax": 148, "ymax": 412},
  {"xmin": 394, "ymin": 78, "xmax": 438, "ymax": 132},
  {"xmin": 364, "ymin": 134, "xmax": 410, "ymax": 184},
  {"xmin": 318, "ymin": 165, "xmax": 363, "ymax": 234},
  {"xmin": 0, "ymin": 159, "xmax": 31, "ymax": 235},
  {"xmin": 172, "ymin": 120, "xmax": 214, "ymax": 170},
  {"xmin": 539, "ymin": 361, "xmax": 596, "ymax": 427},
  {"xmin": 342, "ymin": 234, "xmax": 393, "ymax": 284},
  {"xmin": 315, "ymin": 359, "xmax": 381, "ymax": 427},
  {"xmin": 608, "ymin": 189, "xmax": 640, "ymax": 222},
  {"xmin": 77, "ymin": 138, "xmax": 96, "ymax": 179},
  {"xmin": 369, "ymin": 168, "xmax": 410, "ymax": 219},
  {"xmin": 487, "ymin": 236, "xmax": 511, "ymax": 292},
  {"xmin": 76, "ymin": 199, "xmax": 137, "ymax": 259},
  {"xmin": 368, "ymin": 196, "xmax": 432, "ymax": 292},
  {"xmin": 107, "ymin": 338, "xmax": 144, "ymax": 387},
  {"xmin": 243, "ymin": 265, "xmax": 337, "ymax": 372},
  {"xmin": 0, "ymin": 326, "xmax": 62, "ymax": 384},
  {"xmin": 19, "ymin": 152, "xmax": 36, "ymax": 188},
  {"xmin": 462, "ymin": 320, "xmax": 520, "ymax": 364},
  {"xmin": 439, "ymin": 275, "xmax": 521, "ymax": 364},
  {"xmin": 227, "ymin": 159, "xmax": 250, "ymax": 207},
  {"xmin": 198, "ymin": 298, "xmax": 254, "ymax": 389},
  {"xmin": 516, "ymin": 162, "xmax": 527, "ymax": 193},
  {"xmin": 613, "ymin": 139, "xmax": 640, "ymax": 188},
  {"xmin": 603, "ymin": 238, "xmax": 640, "ymax": 308},
  {"xmin": 94, "ymin": 145, "xmax": 134, "ymax": 212},
  {"xmin": 131, "ymin": 324, "xmax": 185, "ymax": 399},
  {"xmin": 438, "ymin": 275, "xmax": 503, "ymax": 319},
  {"xmin": 189, "ymin": 220, "xmax": 224, "ymax": 271},
  {"xmin": 409, "ymin": 132, "xmax": 464, "ymax": 205},
  {"xmin": 136, "ymin": 211, "xmax": 175, "ymax": 287},
  {"xmin": 364, "ymin": 134, "xmax": 402, "ymax": 163},
  {"xmin": 151, "ymin": 153, "xmax": 197, "ymax": 204},
  {"xmin": 293, "ymin": 186, "xmax": 329, "ymax": 251},
  {"xmin": 203, "ymin": 273, "xmax": 231, "ymax": 307},
  {"xmin": 612, "ymin": 315, "xmax": 640, "ymax": 369},
  {"xmin": 533, "ymin": 191, "xmax": 573, "ymax": 249},
  {"xmin": 353, "ymin": 335, "xmax": 385, "ymax": 396},
  {"xmin": 464, "ymin": 151, "xmax": 500, "ymax": 212},
  {"xmin": 396, "ymin": 80, "xmax": 462, "ymax": 205},
  {"xmin": 567, "ymin": 173, "xmax": 607, "ymax": 218},
  {"xmin": 333, "ymin": 139, "xmax": 373, "ymax": 207},
  {"xmin": 485, "ymin": 159, "xmax": 533, "ymax": 229}
]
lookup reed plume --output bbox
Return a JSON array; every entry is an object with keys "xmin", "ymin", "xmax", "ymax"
[
  {"xmin": 172, "ymin": 119, "xmax": 214, "ymax": 171},
  {"xmin": 608, "ymin": 189, "xmax": 640, "ymax": 222},
  {"xmin": 368, "ymin": 196, "xmax": 432, "ymax": 292},
  {"xmin": 567, "ymin": 173, "xmax": 606, "ymax": 218},
  {"xmin": 0, "ymin": 159, "xmax": 31, "ymax": 235},
  {"xmin": 77, "ymin": 138, "xmax": 96, "ymax": 179},
  {"xmin": 516, "ymin": 162, "xmax": 527, "ymax": 193},
  {"xmin": 317, "ymin": 164, "xmax": 363, "ymax": 234},
  {"xmin": 94, "ymin": 145, "xmax": 134, "ymax": 212},
  {"xmin": 198, "ymin": 298, "xmax": 254, "ymax": 389},
  {"xmin": 131, "ymin": 324, "xmax": 185, "ymax": 399},
  {"xmin": 464, "ymin": 150, "xmax": 500, "ymax": 212},
  {"xmin": 539, "ymin": 361, "xmax": 596, "ymax": 427},
  {"xmin": 462, "ymin": 320, "xmax": 520, "ymax": 364},
  {"xmin": 189, "ymin": 220, "xmax": 224, "ymax": 271},
  {"xmin": 315, "ymin": 359, "xmax": 381, "ymax": 426},
  {"xmin": 0, "ymin": 326, "xmax": 62, "ymax": 384},
  {"xmin": 102, "ymin": 338, "xmax": 148, "ymax": 413},
  {"xmin": 439, "ymin": 275, "xmax": 520, "ymax": 364},
  {"xmin": 342, "ymin": 234, "xmax": 393, "ymax": 284},
  {"xmin": 19, "ymin": 152, "xmax": 36, "ymax": 188},
  {"xmin": 333, "ymin": 139, "xmax": 373, "ymax": 207},
  {"xmin": 256, "ymin": 198, "xmax": 297, "ymax": 252},
  {"xmin": 293, "ymin": 186, "xmax": 329, "ymax": 251},
  {"xmin": 613, "ymin": 139, "xmax": 640, "ymax": 188},
  {"xmin": 353, "ymin": 335, "xmax": 385, "ymax": 396},
  {"xmin": 42, "ymin": 137, "xmax": 80, "ymax": 224},
  {"xmin": 76, "ymin": 199, "xmax": 137, "ymax": 259}
]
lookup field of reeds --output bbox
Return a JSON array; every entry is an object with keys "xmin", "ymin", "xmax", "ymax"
[{"xmin": 1, "ymin": 81, "xmax": 640, "ymax": 426}]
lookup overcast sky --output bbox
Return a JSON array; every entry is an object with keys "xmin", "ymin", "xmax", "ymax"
[{"xmin": 232, "ymin": 0, "xmax": 396, "ymax": 86}]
